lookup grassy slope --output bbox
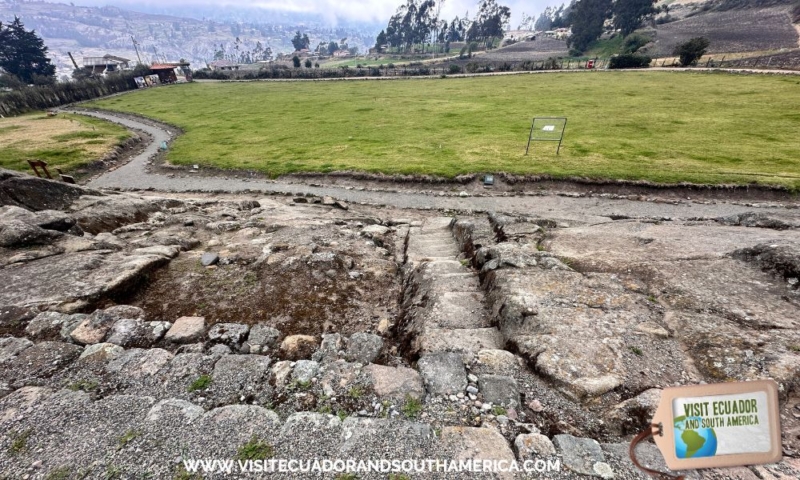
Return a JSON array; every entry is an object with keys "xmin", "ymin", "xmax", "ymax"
[
  {"xmin": 0, "ymin": 113, "xmax": 130, "ymax": 173},
  {"xmin": 90, "ymin": 72, "xmax": 800, "ymax": 188}
]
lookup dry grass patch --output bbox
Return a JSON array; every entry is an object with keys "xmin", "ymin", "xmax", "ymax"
[{"xmin": 0, "ymin": 112, "xmax": 130, "ymax": 173}]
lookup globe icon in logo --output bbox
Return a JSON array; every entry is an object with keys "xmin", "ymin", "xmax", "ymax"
[{"xmin": 674, "ymin": 416, "xmax": 718, "ymax": 458}]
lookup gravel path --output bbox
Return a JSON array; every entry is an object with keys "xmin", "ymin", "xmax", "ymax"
[{"xmin": 69, "ymin": 108, "xmax": 799, "ymax": 222}]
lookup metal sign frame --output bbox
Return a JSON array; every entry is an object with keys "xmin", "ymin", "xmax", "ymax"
[{"xmin": 525, "ymin": 117, "xmax": 567, "ymax": 155}]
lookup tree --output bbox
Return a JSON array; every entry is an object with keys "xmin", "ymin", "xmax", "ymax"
[
  {"xmin": 567, "ymin": 0, "xmax": 611, "ymax": 53},
  {"xmin": 327, "ymin": 41, "xmax": 339, "ymax": 56},
  {"xmin": 292, "ymin": 55, "xmax": 301, "ymax": 68},
  {"xmin": 304, "ymin": 58, "xmax": 312, "ymax": 68},
  {"xmin": 445, "ymin": 16, "xmax": 466, "ymax": 42},
  {"xmin": 613, "ymin": 0, "xmax": 656, "ymax": 37},
  {"xmin": 375, "ymin": 30, "xmax": 387, "ymax": 52},
  {"xmin": 467, "ymin": 0, "xmax": 511, "ymax": 48},
  {"xmin": 0, "ymin": 17, "xmax": 56, "ymax": 84},
  {"xmin": 291, "ymin": 31, "xmax": 310, "ymax": 51},
  {"xmin": 674, "ymin": 37, "xmax": 709, "ymax": 66}
]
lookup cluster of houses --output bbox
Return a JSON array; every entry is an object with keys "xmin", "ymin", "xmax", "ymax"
[
  {"xmin": 79, "ymin": 54, "xmax": 191, "ymax": 83},
  {"xmin": 206, "ymin": 39, "xmax": 355, "ymax": 72}
]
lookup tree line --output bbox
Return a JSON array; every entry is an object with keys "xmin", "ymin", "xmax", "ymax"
[
  {"xmin": 374, "ymin": 0, "xmax": 511, "ymax": 53},
  {"xmin": 534, "ymin": 0, "xmax": 660, "ymax": 53}
]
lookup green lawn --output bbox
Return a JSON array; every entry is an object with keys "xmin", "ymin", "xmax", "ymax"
[{"xmin": 88, "ymin": 71, "xmax": 800, "ymax": 188}]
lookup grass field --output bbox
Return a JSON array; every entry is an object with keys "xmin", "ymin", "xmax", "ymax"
[
  {"xmin": 0, "ymin": 113, "xmax": 130, "ymax": 173},
  {"xmin": 89, "ymin": 71, "xmax": 800, "ymax": 188}
]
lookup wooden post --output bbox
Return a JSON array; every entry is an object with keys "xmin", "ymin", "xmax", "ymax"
[{"xmin": 27, "ymin": 160, "xmax": 52, "ymax": 179}]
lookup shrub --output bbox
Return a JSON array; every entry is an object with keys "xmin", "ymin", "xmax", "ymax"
[
  {"xmin": 465, "ymin": 62, "xmax": 480, "ymax": 73},
  {"xmin": 188, "ymin": 374, "xmax": 212, "ymax": 392},
  {"xmin": 623, "ymin": 33, "xmax": 651, "ymax": 54},
  {"xmin": 292, "ymin": 55, "xmax": 301, "ymax": 68},
  {"xmin": 543, "ymin": 57, "xmax": 560, "ymax": 70},
  {"xmin": 304, "ymin": 59, "xmax": 312, "ymax": 68},
  {"xmin": 609, "ymin": 54, "xmax": 652, "ymax": 69},
  {"xmin": 236, "ymin": 435, "xmax": 273, "ymax": 461},
  {"xmin": 402, "ymin": 395, "xmax": 423, "ymax": 418},
  {"xmin": 448, "ymin": 64, "xmax": 462, "ymax": 74},
  {"xmin": 0, "ymin": 72, "xmax": 139, "ymax": 117},
  {"xmin": 673, "ymin": 37, "xmax": 710, "ymax": 66}
]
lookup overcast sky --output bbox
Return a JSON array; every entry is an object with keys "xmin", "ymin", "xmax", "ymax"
[{"xmin": 77, "ymin": 0, "xmax": 565, "ymax": 27}]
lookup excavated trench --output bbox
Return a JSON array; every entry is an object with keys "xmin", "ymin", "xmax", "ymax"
[{"xmin": 102, "ymin": 221, "xmax": 408, "ymax": 362}]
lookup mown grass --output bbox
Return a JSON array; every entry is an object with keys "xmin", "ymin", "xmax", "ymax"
[
  {"xmin": 89, "ymin": 72, "xmax": 800, "ymax": 188},
  {"xmin": 0, "ymin": 113, "xmax": 130, "ymax": 173}
]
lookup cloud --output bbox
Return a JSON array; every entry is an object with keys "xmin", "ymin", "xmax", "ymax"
[{"xmin": 73, "ymin": 0, "xmax": 564, "ymax": 26}]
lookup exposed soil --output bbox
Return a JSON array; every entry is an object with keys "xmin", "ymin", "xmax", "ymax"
[
  {"xmin": 651, "ymin": 6, "xmax": 799, "ymax": 56},
  {"xmin": 112, "ymin": 205, "xmax": 405, "ymax": 342}
]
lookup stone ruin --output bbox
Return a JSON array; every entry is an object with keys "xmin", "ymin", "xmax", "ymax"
[{"xmin": 0, "ymin": 168, "xmax": 799, "ymax": 479}]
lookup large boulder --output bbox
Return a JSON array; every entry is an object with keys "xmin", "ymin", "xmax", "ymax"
[
  {"xmin": 70, "ymin": 194, "xmax": 163, "ymax": 235},
  {"xmin": 0, "ymin": 251, "xmax": 170, "ymax": 311},
  {"xmin": 0, "ymin": 168, "xmax": 96, "ymax": 211},
  {"xmin": 0, "ymin": 219, "xmax": 62, "ymax": 248}
]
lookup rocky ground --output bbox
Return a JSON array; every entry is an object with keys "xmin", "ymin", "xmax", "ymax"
[{"xmin": 1, "ymin": 167, "xmax": 799, "ymax": 479}]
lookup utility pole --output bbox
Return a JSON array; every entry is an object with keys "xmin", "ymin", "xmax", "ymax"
[
  {"xmin": 67, "ymin": 52, "xmax": 80, "ymax": 70},
  {"xmin": 131, "ymin": 35, "xmax": 142, "ymax": 65}
]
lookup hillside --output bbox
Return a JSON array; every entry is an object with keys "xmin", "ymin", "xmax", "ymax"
[
  {"xmin": 0, "ymin": 0, "xmax": 375, "ymax": 78},
  {"xmin": 480, "ymin": 0, "xmax": 798, "ymax": 65},
  {"xmin": 649, "ymin": 2, "xmax": 800, "ymax": 56}
]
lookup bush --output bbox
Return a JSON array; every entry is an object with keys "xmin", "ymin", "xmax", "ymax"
[
  {"xmin": 448, "ymin": 64, "xmax": 462, "ymax": 74},
  {"xmin": 656, "ymin": 14, "xmax": 676, "ymax": 24},
  {"xmin": 609, "ymin": 54, "xmax": 652, "ymax": 69},
  {"xmin": 0, "ymin": 72, "xmax": 139, "ymax": 117},
  {"xmin": 623, "ymin": 33, "xmax": 651, "ymax": 54},
  {"xmin": 543, "ymin": 57, "xmax": 560, "ymax": 70},
  {"xmin": 673, "ymin": 37, "xmax": 710, "ymax": 66},
  {"xmin": 304, "ymin": 59, "xmax": 312, "ymax": 68}
]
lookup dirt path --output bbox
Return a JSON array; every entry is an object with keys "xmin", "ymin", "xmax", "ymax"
[{"xmin": 65, "ymin": 108, "xmax": 800, "ymax": 223}]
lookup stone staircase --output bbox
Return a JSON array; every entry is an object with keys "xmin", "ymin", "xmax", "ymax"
[{"xmin": 403, "ymin": 217, "xmax": 511, "ymax": 399}]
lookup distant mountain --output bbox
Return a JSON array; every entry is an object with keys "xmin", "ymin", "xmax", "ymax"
[{"xmin": 0, "ymin": 0, "xmax": 379, "ymax": 78}]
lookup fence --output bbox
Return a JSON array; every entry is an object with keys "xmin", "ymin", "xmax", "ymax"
[
  {"xmin": 653, "ymin": 54, "xmax": 800, "ymax": 71},
  {"xmin": 194, "ymin": 58, "xmax": 616, "ymax": 82}
]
